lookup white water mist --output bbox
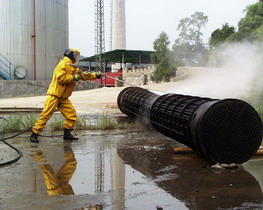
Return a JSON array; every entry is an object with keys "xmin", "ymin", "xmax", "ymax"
[{"xmin": 169, "ymin": 41, "xmax": 263, "ymax": 100}]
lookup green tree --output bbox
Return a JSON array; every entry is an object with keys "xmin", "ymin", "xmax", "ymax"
[
  {"xmin": 252, "ymin": 24, "xmax": 263, "ymax": 40},
  {"xmin": 237, "ymin": 1, "xmax": 263, "ymax": 40},
  {"xmin": 209, "ymin": 1, "xmax": 263, "ymax": 45},
  {"xmin": 173, "ymin": 11, "xmax": 208, "ymax": 66},
  {"xmin": 151, "ymin": 32, "xmax": 177, "ymax": 83},
  {"xmin": 209, "ymin": 23, "xmax": 236, "ymax": 48}
]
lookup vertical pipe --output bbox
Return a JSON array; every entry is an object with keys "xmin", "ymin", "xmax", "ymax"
[
  {"xmin": 9, "ymin": 62, "xmax": 11, "ymax": 79},
  {"xmin": 122, "ymin": 53, "xmax": 124, "ymax": 69},
  {"xmin": 33, "ymin": 0, "xmax": 37, "ymax": 80},
  {"xmin": 104, "ymin": 61, "xmax": 107, "ymax": 87}
]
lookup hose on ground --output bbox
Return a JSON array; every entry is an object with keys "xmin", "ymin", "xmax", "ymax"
[{"xmin": 0, "ymin": 117, "xmax": 32, "ymax": 167}]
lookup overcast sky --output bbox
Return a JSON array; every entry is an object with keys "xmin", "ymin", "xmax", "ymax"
[{"xmin": 69, "ymin": 0, "xmax": 258, "ymax": 57}]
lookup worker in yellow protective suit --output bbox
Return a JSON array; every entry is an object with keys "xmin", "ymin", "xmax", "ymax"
[
  {"xmin": 31, "ymin": 146, "xmax": 77, "ymax": 195},
  {"xmin": 30, "ymin": 49, "xmax": 102, "ymax": 143}
]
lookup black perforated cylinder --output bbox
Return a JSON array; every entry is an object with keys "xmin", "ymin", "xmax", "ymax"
[{"xmin": 117, "ymin": 87, "xmax": 263, "ymax": 164}]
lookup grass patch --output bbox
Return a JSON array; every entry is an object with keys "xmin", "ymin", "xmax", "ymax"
[
  {"xmin": 48, "ymin": 114, "xmax": 119, "ymax": 130},
  {"xmin": 75, "ymin": 116, "xmax": 89, "ymax": 130},
  {"xmin": 84, "ymin": 113, "xmax": 120, "ymax": 130},
  {"xmin": 97, "ymin": 113, "xmax": 117, "ymax": 130},
  {"xmin": 78, "ymin": 114, "xmax": 149, "ymax": 131},
  {"xmin": 0, "ymin": 113, "xmax": 148, "ymax": 134},
  {"xmin": 0, "ymin": 114, "xmax": 38, "ymax": 134},
  {"xmin": 0, "ymin": 115, "xmax": 22, "ymax": 134},
  {"xmin": 48, "ymin": 117, "xmax": 64, "ymax": 131},
  {"xmin": 77, "ymin": 113, "xmax": 145, "ymax": 130},
  {"xmin": 20, "ymin": 114, "xmax": 38, "ymax": 130}
]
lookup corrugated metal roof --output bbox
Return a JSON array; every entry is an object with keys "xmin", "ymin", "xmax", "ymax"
[{"xmin": 81, "ymin": 49, "xmax": 155, "ymax": 64}]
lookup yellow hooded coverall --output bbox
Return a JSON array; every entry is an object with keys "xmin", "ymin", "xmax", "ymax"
[{"xmin": 32, "ymin": 55, "xmax": 97, "ymax": 134}]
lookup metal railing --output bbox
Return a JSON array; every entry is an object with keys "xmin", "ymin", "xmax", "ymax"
[{"xmin": 0, "ymin": 54, "xmax": 15, "ymax": 80}]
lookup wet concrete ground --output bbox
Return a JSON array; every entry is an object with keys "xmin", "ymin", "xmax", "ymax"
[
  {"xmin": 0, "ymin": 127, "xmax": 263, "ymax": 210},
  {"xmin": 0, "ymin": 77, "xmax": 263, "ymax": 209}
]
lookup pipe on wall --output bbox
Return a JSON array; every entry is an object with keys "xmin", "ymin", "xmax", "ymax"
[{"xmin": 33, "ymin": 0, "xmax": 36, "ymax": 80}]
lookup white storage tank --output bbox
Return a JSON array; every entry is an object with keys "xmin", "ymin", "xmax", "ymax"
[
  {"xmin": 112, "ymin": 0, "xmax": 126, "ymax": 50},
  {"xmin": 0, "ymin": 0, "xmax": 68, "ymax": 80}
]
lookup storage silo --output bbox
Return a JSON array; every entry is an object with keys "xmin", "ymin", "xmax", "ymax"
[
  {"xmin": 0, "ymin": 0, "xmax": 68, "ymax": 80},
  {"xmin": 112, "ymin": 0, "xmax": 126, "ymax": 50}
]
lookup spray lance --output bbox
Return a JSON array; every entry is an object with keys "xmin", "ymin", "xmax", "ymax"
[
  {"xmin": 69, "ymin": 64, "xmax": 143, "ymax": 87},
  {"xmin": 69, "ymin": 64, "xmax": 167, "ymax": 97}
]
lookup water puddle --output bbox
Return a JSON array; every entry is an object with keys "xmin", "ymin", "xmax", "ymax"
[{"xmin": 0, "ymin": 130, "xmax": 262, "ymax": 209}]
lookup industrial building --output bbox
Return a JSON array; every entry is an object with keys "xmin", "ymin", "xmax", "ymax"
[
  {"xmin": 0, "ymin": 0, "xmax": 154, "ymax": 85},
  {"xmin": 0, "ymin": 0, "xmax": 68, "ymax": 80}
]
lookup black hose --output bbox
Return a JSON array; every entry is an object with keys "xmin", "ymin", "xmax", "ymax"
[
  {"xmin": 0, "ymin": 127, "xmax": 32, "ymax": 141},
  {"xmin": 0, "ymin": 117, "xmax": 32, "ymax": 167},
  {"xmin": 0, "ymin": 140, "xmax": 23, "ymax": 167}
]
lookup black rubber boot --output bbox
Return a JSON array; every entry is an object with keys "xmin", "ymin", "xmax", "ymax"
[
  {"xmin": 30, "ymin": 132, "xmax": 39, "ymax": 143},
  {"xmin": 63, "ymin": 128, "xmax": 78, "ymax": 141}
]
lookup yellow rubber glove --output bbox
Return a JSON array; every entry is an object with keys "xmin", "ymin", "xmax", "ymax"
[
  {"xmin": 74, "ymin": 75, "xmax": 80, "ymax": 81},
  {"xmin": 96, "ymin": 72, "xmax": 103, "ymax": 79}
]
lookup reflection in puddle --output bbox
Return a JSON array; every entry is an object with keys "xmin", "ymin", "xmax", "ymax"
[
  {"xmin": 117, "ymin": 139, "xmax": 263, "ymax": 209},
  {"xmin": 31, "ymin": 144, "xmax": 104, "ymax": 209},
  {"xmin": 17, "ymin": 131, "xmax": 263, "ymax": 209},
  {"xmin": 31, "ymin": 146, "xmax": 77, "ymax": 195}
]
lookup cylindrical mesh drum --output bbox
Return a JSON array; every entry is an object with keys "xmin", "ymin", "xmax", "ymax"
[{"xmin": 117, "ymin": 87, "xmax": 263, "ymax": 164}]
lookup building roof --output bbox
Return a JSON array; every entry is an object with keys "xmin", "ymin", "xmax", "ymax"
[{"xmin": 81, "ymin": 49, "xmax": 155, "ymax": 64}]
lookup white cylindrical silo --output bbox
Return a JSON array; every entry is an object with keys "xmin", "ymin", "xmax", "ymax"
[
  {"xmin": 112, "ymin": 0, "xmax": 126, "ymax": 50},
  {"xmin": 0, "ymin": 0, "xmax": 68, "ymax": 80}
]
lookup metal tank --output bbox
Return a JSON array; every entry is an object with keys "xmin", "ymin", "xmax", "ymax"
[
  {"xmin": 112, "ymin": 0, "xmax": 126, "ymax": 50},
  {"xmin": 117, "ymin": 87, "xmax": 263, "ymax": 164},
  {"xmin": 0, "ymin": 0, "xmax": 68, "ymax": 80}
]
